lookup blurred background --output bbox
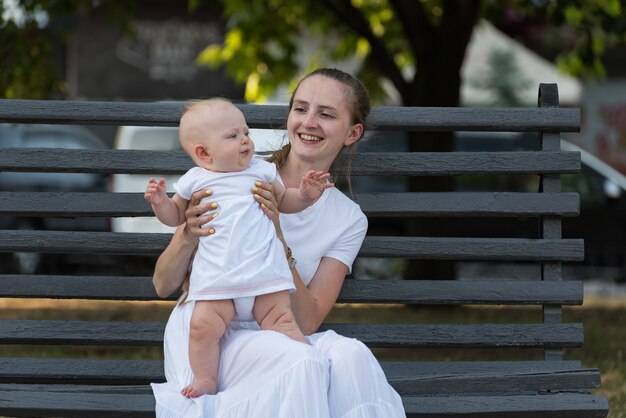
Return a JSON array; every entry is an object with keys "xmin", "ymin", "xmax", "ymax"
[
  {"xmin": 2, "ymin": 0, "xmax": 626, "ymax": 283},
  {"xmin": 1, "ymin": 1, "xmax": 625, "ymax": 413}
]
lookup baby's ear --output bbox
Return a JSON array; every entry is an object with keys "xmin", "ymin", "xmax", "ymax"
[{"xmin": 194, "ymin": 144, "xmax": 211, "ymax": 163}]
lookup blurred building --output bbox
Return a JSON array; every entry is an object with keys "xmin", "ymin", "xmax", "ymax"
[{"xmin": 63, "ymin": 1, "xmax": 243, "ymax": 102}]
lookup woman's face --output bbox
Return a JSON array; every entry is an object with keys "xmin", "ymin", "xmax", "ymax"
[{"xmin": 287, "ymin": 75, "xmax": 363, "ymax": 165}]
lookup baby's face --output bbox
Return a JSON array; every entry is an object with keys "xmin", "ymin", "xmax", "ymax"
[{"xmin": 199, "ymin": 103, "xmax": 255, "ymax": 172}]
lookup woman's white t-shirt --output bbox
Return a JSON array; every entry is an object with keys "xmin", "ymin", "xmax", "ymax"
[{"xmin": 277, "ymin": 175, "xmax": 368, "ymax": 287}]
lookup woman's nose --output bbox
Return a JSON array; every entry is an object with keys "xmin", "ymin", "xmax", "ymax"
[{"xmin": 303, "ymin": 113, "xmax": 318, "ymax": 128}]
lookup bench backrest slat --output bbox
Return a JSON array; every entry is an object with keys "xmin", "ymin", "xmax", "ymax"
[
  {"xmin": 0, "ymin": 149, "xmax": 581, "ymax": 175},
  {"xmin": 0, "ymin": 191, "xmax": 580, "ymax": 217},
  {"xmin": 0, "ymin": 275, "xmax": 583, "ymax": 304},
  {"xmin": 0, "ymin": 99, "xmax": 580, "ymax": 132},
  {"xmin": 0, "ymin": 230, "xmax": 584, "ymax": 260}
]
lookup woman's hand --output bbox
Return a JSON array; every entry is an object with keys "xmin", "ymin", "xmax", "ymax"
[
  {"xmin": 183, "ymin": 188, "xmax": 219, "ymax": 240},
  {"xmin": 253, "ymin": 181, "xmax": 285, "ymax": 244},
  {"xmin": 152, "ymin": 188, "xmax": 217, "ymax": 298}
]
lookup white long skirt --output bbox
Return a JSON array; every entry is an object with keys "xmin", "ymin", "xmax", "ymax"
[{"xmin": 151, "ymin": 300, "xmax": 405, "ymax": 418}]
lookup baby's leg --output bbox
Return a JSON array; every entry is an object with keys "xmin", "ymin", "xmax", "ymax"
[
  {"xmin": 182, "ymin": 299, "xmax": 235, "ymax": 398},
  {"xmin": 253, "ymin": 290, "xmax": 308, "ymax": 344}
]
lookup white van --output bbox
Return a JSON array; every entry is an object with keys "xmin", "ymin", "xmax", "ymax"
[{"xmin": 111, "ymin": 126, "xmax": 287, "ymax": 233}]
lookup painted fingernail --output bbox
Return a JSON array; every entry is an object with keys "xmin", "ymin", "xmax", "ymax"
[
  {"xmin": 205, "ymin": 189, "xmax": 213, "ymax": 196},
  {"xmin": 212, "ymin": 213, "xmax": 219, "ymax": 219},
  {"xmin": 261, "ymin": 203, "xmax": 266, "ymax": 208},
  {"xmin": 254, "ymin": 194, "xmax": 260, "ymax": 199},
  {"xmin": 252, "ymin": 187, "xmax": 258, "ymax": 192},
  {"xmin": 210, "ymin": 202, "xmax": 218, "ymax": 209},
  {"xmin": 255, "ymin": 182, "xmax": 262, "ymax": 187},
  {"xmin": 208, "ymin": 228, "xmax": 215, "ymax": 234}
]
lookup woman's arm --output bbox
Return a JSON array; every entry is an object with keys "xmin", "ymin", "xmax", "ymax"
[
  {"xmin": 152, "ymin": 189, "xmax": 218, "ymax": 298},
  {"xmin": 289, "ymin": 257, "xmax": 347, "ymax": 334},
  {"xmin": 253, "ymin": 182, "xmax": 346, "ymax": 334}
]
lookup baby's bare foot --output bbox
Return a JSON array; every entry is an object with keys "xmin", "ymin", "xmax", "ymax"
[{"xmin": 181, "ymin": 380, "xmax": 216, "ymax": 398}]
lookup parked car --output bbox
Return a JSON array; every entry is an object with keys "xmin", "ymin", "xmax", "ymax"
[
  {"xmin": 111, "ymin": 126, "xmax": 182, "ymax": 235},
  {"xmin": 561, "ymin": 139, "xmax": 626, "ymax": 280},
  {"xmin": 0, "ymin": 124, "xmax": 111, "ymax": 274}
]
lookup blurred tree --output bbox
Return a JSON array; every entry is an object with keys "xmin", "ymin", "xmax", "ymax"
[{"xmin": 0, "ymin": 0, "xmax": 135, "ymax": 99}]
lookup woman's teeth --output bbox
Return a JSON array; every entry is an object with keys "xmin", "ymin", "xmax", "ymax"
[{"xmin": 301, "ymin": 134, "xmax": 322, "ymax": 142}]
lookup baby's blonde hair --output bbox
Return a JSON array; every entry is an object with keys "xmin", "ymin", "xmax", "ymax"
[
  {"xmin": 179, "ymin": 97, "xmax": 235, "ymax": 164},
  {"xmin": 181, "ymin": 97, "xmax": 233, "ymax": 116}
]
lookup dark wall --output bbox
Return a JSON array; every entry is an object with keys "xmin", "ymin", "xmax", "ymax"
[{"xmin": 66, "ymin": 1, "xmax": 244, "ymax": 101}]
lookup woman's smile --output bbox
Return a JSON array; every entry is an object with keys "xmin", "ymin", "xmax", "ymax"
[{"xmin": 299, "ymin": 133, "xmax": 323, "ymax": 143}]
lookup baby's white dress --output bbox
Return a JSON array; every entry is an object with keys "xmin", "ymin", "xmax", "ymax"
[{"xmin": 173, "ymin": 156, "xmax": 295, "ymax": 303}]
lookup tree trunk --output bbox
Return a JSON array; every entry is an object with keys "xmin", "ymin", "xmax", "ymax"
[{"xmin": 403, "ymin": 1, "xmax": 482, "ymax": 280}]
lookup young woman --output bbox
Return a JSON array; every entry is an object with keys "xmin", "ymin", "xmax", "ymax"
[{"xmin": 151, "ymin": 68, "xmax": 405, "ymax": 417}]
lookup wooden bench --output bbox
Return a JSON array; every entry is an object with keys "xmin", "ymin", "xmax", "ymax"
[{"xmin": 0, "ymin": 84, "xmax": 609, "ymax": 417}]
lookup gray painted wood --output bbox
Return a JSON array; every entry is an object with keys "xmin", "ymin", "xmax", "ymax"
[
  {"xmin": 402, "ymin": 393, "xmax": 609, "ymax": 417},
  {"xmin": 390, "ymin": 369, "xmax": 601, "ymax": 396},
  {"xmin": 0, "ymin": 99, "xmax": 580, "ymax": 131},
  {"xmin": 358, "ymin": 236, "xmax": 584, "ymax": 261},
  {"xmin": 0, "ymin": 275, "xmax": 583, "ymax": 305},
  {"xmin": 0, "ymin": 148, "xmax": 581, "ymax": 175},
  {"xmin": 0, "ymin": 191, "xmax": 580, "ymax": 217},
  {"xmin": 539, "ymin": 86, "xmax": 566, "ymax": 361},
  {"xmin": 0, "ymin": 358, "xmax": 584, "ymax": 385},
  {"xmin": 0, "ymin": 358, "xmax": 600, "ymax": 396},
  {"xmin": 0, "ymin": 320, "xmax": 583, "ymax": 347},
  {"xmin": 0, "ymin": 383, "xmax": 154, "ymax": 417},
  {"xmin": 0, "ymin": 230, "xmax": 584, "ymax": 260},
  {"xmin": 0, "ymin": 384, "xmax": 608, "ymax": 417}
]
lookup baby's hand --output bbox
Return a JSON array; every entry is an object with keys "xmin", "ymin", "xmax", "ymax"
[
  {"xmin": 300, "ymin": 170, "xmax": 334, "ymax": 201},
  {"xmin": 145, "ymin": 177, "xmax": 168, "ymax": 205}
]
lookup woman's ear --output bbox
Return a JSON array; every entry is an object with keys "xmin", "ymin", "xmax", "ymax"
[
  {"xmin": 344, "ymin": 123, "xmax": 364, "ymax": 147},
  {"xmin": 194, "ymin": 144, "xmax": 211, "ymax": 163}
]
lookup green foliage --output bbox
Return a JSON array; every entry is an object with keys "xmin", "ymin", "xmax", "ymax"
[
  {"xmin": 200, "ymin": 0, "xmax": 626, "ymax": 103},
  {"xmin": 2, "ymin": 0, "xmax": 626, "ymax": 102},
  {"xmin": 1, "ymin": 21, "xmax": 60, "ymax": 98},
  {"xmin": 196, "ymin": 0, "xmax": 412, "ymax": 103},
  {"xmin": 502, "ymin": 0, "xmax": 626, "ymax": 79}
]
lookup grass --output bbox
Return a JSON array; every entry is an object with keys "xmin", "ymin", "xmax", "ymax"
[{"xmin": 0, "ymin": 294, "xmax": 624, "ymax": 416}]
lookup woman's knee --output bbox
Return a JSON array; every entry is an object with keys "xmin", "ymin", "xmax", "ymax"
[
  {"xmin": 272, "ymin": 333, "xmax": 326, "ymax": 363},
  {"xmin": 325, "ymin": 336, "xmax": 374, "ymax": 368}
]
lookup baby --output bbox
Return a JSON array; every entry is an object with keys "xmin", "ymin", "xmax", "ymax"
[{"xmin": 144, "ymin": 98, "xmax": 332, "ymax": 398}]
